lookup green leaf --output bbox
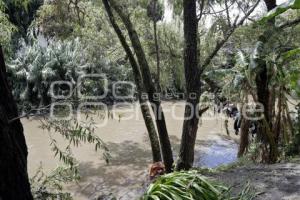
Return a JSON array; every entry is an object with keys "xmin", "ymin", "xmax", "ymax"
[
  {"xmin": 142, "ymin": 171, "xmax": 229, "ymax": 200},
  {"xmin": 260, "ymin": 0, "xmax": 300, "ymax": 23},
  {"xmin": 282, "ymin": 48, "xmax": 300, "ymax": 60}
]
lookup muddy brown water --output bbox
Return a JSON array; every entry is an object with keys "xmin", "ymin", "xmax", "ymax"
[{"xmin": 23, "ymin": 101, "xmax": 239, "ymax": 200}]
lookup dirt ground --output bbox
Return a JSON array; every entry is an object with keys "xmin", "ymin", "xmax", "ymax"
[{"xmin": 205, "ymin": 159, "xmax": 300, "ymax": 200}]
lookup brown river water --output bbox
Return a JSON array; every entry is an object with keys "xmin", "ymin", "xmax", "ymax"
[{"xmin": 23, "ymin": 101, "xmax": 239, "ymax": 200}]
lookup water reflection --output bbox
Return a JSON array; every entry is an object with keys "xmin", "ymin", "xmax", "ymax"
[{"xmin": 194, "ymin": 135, "xmax": 238, "ymax": 168}]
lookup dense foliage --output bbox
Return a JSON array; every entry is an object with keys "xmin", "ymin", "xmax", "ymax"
[
  {"xmin": 7, "ymin": 37, "xmax": 132, "ymax": 108},
  {"xmin": 0, "ymin": 0, "xmax": 300, "ymax": 199}
]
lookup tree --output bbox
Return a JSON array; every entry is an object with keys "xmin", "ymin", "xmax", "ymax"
[
  {"xmin": 176, "ymin": 0, "xmax": 200, "ymax": 170},
  {"xmin": 176, "ymin": 0, "xmax": 260, "ymax": 170},
  {"xmin": 0, "ymin": 45, "xmax": 33, "ymax": 199},
  {"xmin": 244, "ymin": 0, "xmax": 300, "ymax": 162},
  {"xmin": 102, "ymin": 0, "xmax": 162, "ymax": 163},
  {"xmin": 218, "ymin": 0, "xmax": 300, "ymax": 159},
  {"xmin": 103, "ymin": 0, "xmax": 260, "ymax": 171},
  {"xmin": 103, "ymin": 0, "xmax": 174, "ymax": 172},
  {"xmin": 253, "ymin": 0, "xmax": 278, "ymax": 163},
  {"xmin": 3, "ymin": 0, "xmax": 43, "ymax": 44}
]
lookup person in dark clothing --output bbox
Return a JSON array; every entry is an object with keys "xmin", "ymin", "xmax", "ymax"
[
  {"xmin": 249, "ymin": 121, "xmax": 257, "ymax": 137},
  {"xmin": 233, "ymin": 112, "xmax": 257, "ymax": 137},
  {"xmin": 233, "ymin": 112, "xmax": 241, "ymax": 135}
]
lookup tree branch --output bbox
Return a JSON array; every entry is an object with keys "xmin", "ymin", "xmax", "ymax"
[
  {"xmin": 200, "ymin": 0, "xmax": 260, "ymax": 73},
  {"xmin": 279, "ymin": 17, "xmax": 300, "ymax": 29},
  {"xmin": 197, "ymin": 0, "xmax": 205, "ymax": 21},
  {"xmin": 199, "ymin": 106, "xmax": 209, "ymax": 117},
  {"xmin": 225, "ymin": 0, "xmax": 232, "ymax": 27},
  {"xmin": 202, "ymin": 0, "xmax": 235, "ymax": 16}
]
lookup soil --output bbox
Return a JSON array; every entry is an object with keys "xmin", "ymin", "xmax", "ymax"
[{"xmin": 205, "ymin": 159, "xmax": 300, "ymax": 200}]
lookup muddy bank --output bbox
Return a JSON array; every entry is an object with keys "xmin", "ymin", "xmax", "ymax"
[{"xmin": 205, "ymin": 160, "xmax": 300, "ymax": 200}]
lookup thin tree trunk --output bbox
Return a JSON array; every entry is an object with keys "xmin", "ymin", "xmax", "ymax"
[
  {"xmin": 102, "ymin": 0, "xmax": 162, "ymax": 162},
  {"xmin": 238, "ymin": 116, "xmax": 250, "ymax": 157},
  {"xmin": 273, "ymin": 88, "xmax": 282, "ymax": 144},
  {"xmin": 0, "ymin": 46, "xmax": 33, "ymax": 200},
  {"xmin": 176, "ymin": 0, "xmax": 200, "ymax": 170},
  {"xmin": 153, "ymin": 20, "xmax": 161, "ymax": 92},
  {"xmin": 109, "ymin": 0, "xmax": 174, "ymax": 172},
  {"xmin": 140, "ymin": 101, "xmax": 162, "ymax": 162}
]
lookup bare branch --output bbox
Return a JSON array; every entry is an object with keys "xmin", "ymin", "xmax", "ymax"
[
  {"xmin": 199, "ymin": 106, "xmax": 209, "ymax": 117},
  {"xmin": 233, "ymin": 14, "xmax": 240, "ymax": 26},
  {"xmin": 208, "ymin": 2, "xmax": 219, "ymax": 18},
  {"xmin": 235, "ymin": 0, "xmax": 260, "ymax": 27},
  {"xmin": 225, "ymin": 0, "xmax": 231, "ymax": 27},
  {"xmin": 202, "ymin": 0, "xmax": 235, "ymax": 16},
  {"xmin": 197, "ymin": 0, "xmax": 205, "ymax": 21}
]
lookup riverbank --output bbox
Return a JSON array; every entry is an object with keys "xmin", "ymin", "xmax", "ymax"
[{"xmin": 204, "ymin": 158, "xmax": 300, "ymax": 200}]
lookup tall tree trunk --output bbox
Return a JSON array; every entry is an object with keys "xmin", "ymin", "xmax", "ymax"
[
  {"xmin": 0, "ymin": 46, "xmax": 33, "ymax": 200},
  {"xmin": 102, "ymin": 0, "xmax": 162, "ymax": 162},
  {"xmin": 109, "ymin": 0, "xmax": 174, "ymax": 172},
  {"xmin": 254, "ymin": 0, "xmax": 278, "ymax": 163},
  {"xmin": 153, "ymin": 19, "xmax": 161, "ymax": 92},
  {"xmin": 176, "ymin": 0, "xmax": 200, "ymax": 170}
]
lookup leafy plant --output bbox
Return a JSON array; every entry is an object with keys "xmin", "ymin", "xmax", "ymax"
[
  {"xmin": 40, "ymin": 112, "xmax": 111, "ymax": 167},
  {"xmin": 0, "ymin": 1, "xmax": 17, "ymax": 46},
  {"xmin": 30, "ymin": 164, "xmax": 77, "ymax": 200},
  {"xmin": 143, "ymin": 171, "xmax": 226, "ymax": 200},
  {"xmin": 7, "ymin": 38, "xmax": 91, "ymax": 106},
  {"xmin": 142, "ymin": 171, "xmax": 258, "ymax": 200},
  {"xmin": 7, "ymin": 36, "xmax": 132, "ymax": 108}
]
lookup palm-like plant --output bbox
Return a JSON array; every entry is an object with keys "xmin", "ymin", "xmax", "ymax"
[
  {"xmin": 8, "ymin": 35, "xmax": 133, "ymax": 108},
  {"xmin": 142, "ymin": 171, "xmax": 257, "ymax": 200},
  {"xmin": 8, "ymin": 38, "xmax": 89, "ymax": 106},
  {"xmin": 143, "ymin": 171, "xmax": 227, "ymax": 200}
]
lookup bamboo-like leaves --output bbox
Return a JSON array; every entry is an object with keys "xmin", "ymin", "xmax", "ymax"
[{"xmin": 143, "ymin": 171, "xmax": 258, "ymax": 200}]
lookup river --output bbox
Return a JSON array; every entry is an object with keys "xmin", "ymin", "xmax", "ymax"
[{"xmin": 23, "ymin": 101, "xmax": 239, "ymax": 199}]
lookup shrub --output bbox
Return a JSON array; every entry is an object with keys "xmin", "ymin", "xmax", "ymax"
[{"xmin": 142, "ymin": 171, "xmax": 257, "ymax": 200}]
